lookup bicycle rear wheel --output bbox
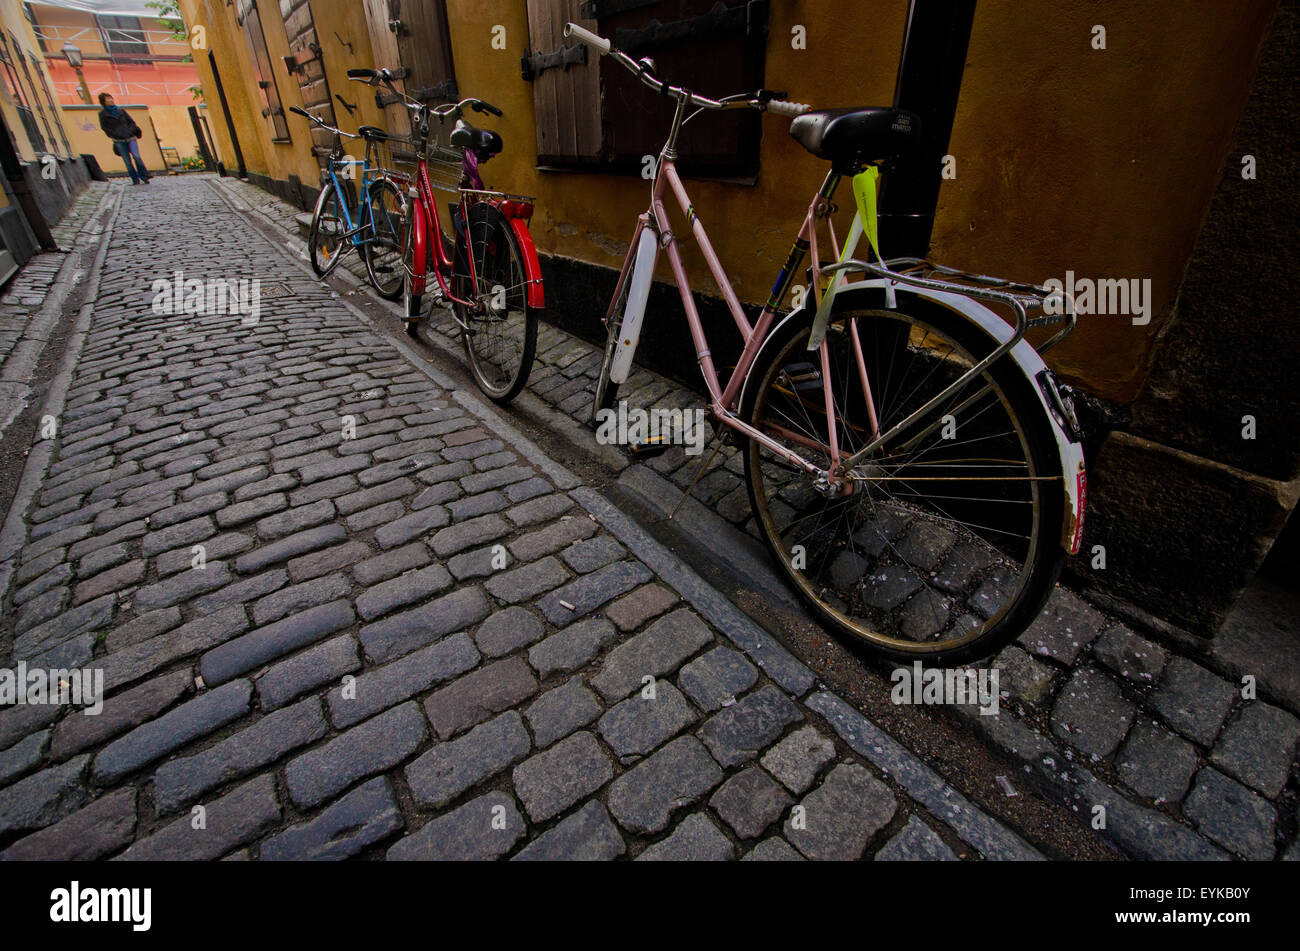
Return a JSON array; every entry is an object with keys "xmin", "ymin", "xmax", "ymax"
[
  {"xmin": 364, "ymin": 178, "xmax": 406, "ymax": 301},
  {"xmin": 741, "ymin": 301, "xmax": 1065, "ymax": 666},
  {"xmin": 453, "ymin": 202, "xmax": 537, "ymax": 403},
  {"xmin": 308, "ymin": 183, "xmax": 346, "ymax": 277}
]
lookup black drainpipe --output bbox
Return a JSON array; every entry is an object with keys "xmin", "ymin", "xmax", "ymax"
[
  {"xmin": 878, "ymin": 0, "xmax": 978, "ymax": 259},
  {"xmin": 209, "ymin": 51, "xmax": 247, "ymax": 179}
]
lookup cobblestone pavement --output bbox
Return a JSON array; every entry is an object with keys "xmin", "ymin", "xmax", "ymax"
[{"xmin": 0, "ymin": 174, "xmax": 1296, "ymax": 861}]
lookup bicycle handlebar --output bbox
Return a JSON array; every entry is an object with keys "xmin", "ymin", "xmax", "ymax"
[
  {"xmin": 564, "ymin": 23, "xmax": 610, "ymax": 56},
  {"xmin": 289, "ymin": 104, "xmax": 357, "ymax": 140},
  {"xmin": 347, "ymin": 65, "xmax": 502, "ymax": 124},
  {"xmin": 563, "ymin": 22, "xmax": 809, "ymax": 116},
  {"xmin": 767, "ymin": 99, "xmax": 810, "ymax": 117}
]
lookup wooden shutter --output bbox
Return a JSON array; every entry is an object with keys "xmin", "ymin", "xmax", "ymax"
[
  {"xmin": 523, "ymin": 0, "xmax": 602, "ymax": 167},
  {"xmin": 362, "ymin": 0, "xmax": 408, "ymax": 137},
  {"xmin": 362, "ymin": 0, "xmax": 457, "ymax": 139},
  {"xmin": 279, "ymin": 0, "xmax": 334, "ymax": 163},
  {"xmin": 237, "ymin": 0, "xmax": 291, "ymax": 142}
]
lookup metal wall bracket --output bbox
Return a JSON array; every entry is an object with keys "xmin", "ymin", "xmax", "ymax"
[
  {"xmin": 520, "ymin": 43, "xmax": 587, "ymax": 81},
  {"xmin": 377, "ymin": 77, "xmax": 457, "ymax": 107}
]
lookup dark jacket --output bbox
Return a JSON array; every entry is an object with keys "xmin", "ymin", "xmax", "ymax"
[{"xmin": 99, "ymin": 106, "xmax": 141, "ymax": 142}]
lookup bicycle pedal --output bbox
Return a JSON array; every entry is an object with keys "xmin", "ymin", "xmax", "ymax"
[
  {"xmin": 627, "ymin": 435, "xmax": 672, "ymax": 459},
  {"xmin": 781, "ymin": 361, "xmax": 823, "ymax": 393}
]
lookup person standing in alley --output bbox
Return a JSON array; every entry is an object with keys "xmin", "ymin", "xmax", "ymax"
[{"xmin": 98, "ymin": 93, "xmax": 150, "ymax": 185}]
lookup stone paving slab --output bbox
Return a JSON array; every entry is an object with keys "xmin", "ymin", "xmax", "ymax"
[{"xmin": 0, "ymin": 174, "xmax": 1292, "ymax": 863}]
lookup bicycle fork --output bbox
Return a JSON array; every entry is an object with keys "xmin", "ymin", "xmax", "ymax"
[{"xmin": 607, "ymin": 213, "xmax": 658, "ymax": 386}]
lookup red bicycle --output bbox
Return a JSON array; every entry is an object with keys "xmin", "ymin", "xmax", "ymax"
[{"xmin": 347, "ymin": 68, "xmax": 543, "ymax": 403}]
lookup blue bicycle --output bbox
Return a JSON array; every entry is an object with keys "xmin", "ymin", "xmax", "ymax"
[{"xmin": 291, "ymin": 105, "xmax": 406, "ymax": 300}]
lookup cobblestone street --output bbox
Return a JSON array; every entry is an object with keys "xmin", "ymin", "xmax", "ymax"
[{"xmin": 0, "ymin": 175, "xmax": 1296, "ymax": 861}]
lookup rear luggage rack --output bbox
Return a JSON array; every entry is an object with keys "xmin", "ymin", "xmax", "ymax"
[
  {"xmin": 812, "ymin": 255, "xmax": 1080, "ymax": 466},
  {"xmin": 825, "ymin": 255, "xmax": 1078, "ymax": 357}
]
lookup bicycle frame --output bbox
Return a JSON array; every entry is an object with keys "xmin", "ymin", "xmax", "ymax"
[
  {"xmin": 607, "ymin": 136, "xmax": 1087, "ymax": 550},
  {"xmin": 610, "ymin": 126, "xmax": 1079, "ymax": 494},
  {"xmin": 405, "ymin": 153, "xmax": 468, "ymax": 301},
  {"xmin": 324, "ymin": 159, "xmax": 366, "ymax": 245},
  {"xmin": 407, "ymin": 138, "xmax": 552, "ymax": 311},
  {"xmin": 609, "ymin": 142, "xmax": 853, "ymax": 480},
  {"xmin": 318, "ymin": 134, "xmax": 392, "ymax": 252}
]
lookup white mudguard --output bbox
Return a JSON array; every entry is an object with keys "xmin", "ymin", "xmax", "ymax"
[
  {"xmin": 745, "ymin": 281, "xmax": 1088, "ymax": 554},
  {"xmin": 610, "ymin": 228, "xmax": 658, "ymax": 385}
]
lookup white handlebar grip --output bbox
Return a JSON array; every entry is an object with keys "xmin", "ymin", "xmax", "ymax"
[
  {"xmin": 564, "ymin": 23, "xmax": 611, "ymax": 55},
  {"xmin": 768, "ymin": 100, "xmax": 811, "ymax": 117}
]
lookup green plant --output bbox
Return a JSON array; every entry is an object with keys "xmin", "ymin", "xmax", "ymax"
[
  {"xmin": 180, "ymin": 154, "xmax": 207, "ymax": 170},
  {"xmin": 146, "ymin": 0, "xmax": 186, "ymax": 41},
  {"xmin": 147, "ymin": 0, "xmax": 193, "ymax": 62}
]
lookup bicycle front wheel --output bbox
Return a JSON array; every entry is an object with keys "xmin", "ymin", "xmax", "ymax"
[
  {"xmin": 453, "ymin": 202, "xmax": 537, "ymax": 403},
  {"xmin": 399, "ymin": 198, "xmax": 423, "ymax": 336},
  {"xmin": 308, "ymin": 183, "xmax": 346, "ymax": 277},
  {"xmin": 741, "ymin": 302, "xmax": 1065, "ymax": 666},
  {"xmin": 364, "ymin": 178, "xmax": 407, "ymax": 301}
]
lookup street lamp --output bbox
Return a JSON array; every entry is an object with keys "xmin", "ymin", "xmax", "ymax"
[{"xmin": 61, "ymin": 42, "xmax": 91, "ymax": 105}]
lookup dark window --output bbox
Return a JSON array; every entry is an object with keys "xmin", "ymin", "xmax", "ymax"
[
  {"xmin": 32, "ymin": 56, "xmax": 72, "ymax": 157},
  {"xmin": 96, "ymin": 14, "xmax": 150, "ymax": 62},
  {"xmin": 22, "ymin": 2, "xmax": 45, "ymax": 55},
  {"xmin": 0, "ymin": 31, "xmax": 44, "ymax": 154},
  {"xmin": 21, "ymin": 48, "xmax": 61, "ymax": 158},
  {"xmin": 524, "ymin": 0, "xmax": 769, "ymax": 178},
  {"xmin": 236, "ymin": 0, "xmax": 290, "ymax": 142}
]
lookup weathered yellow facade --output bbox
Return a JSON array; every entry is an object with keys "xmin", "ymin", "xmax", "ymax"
[
  {"xmin": 187, "ymin": 0, "xmax": 388, "ymax": 189},
  {"xmin": 178, "ymin": 0, "xmax": 1276, "ymax": 405},
  {"xmin": 935, "ymin": 0, "xmax": 1277, "ymax": 399},
  {"xmin": 0, "ymin": 0, "xmax": 76, "ymax": 161}
]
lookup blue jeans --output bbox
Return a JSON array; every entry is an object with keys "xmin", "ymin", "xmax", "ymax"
[{"xmin": 115, "ymin": 138, "xmax": 149, "ymax": 184}]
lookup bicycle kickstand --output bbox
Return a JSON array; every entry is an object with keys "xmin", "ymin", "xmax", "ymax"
[{"xmin": 667, "ymin": 425, "xmax": 728, "ymax": 521}]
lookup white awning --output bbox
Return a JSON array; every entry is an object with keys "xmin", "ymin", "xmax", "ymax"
[{"xmin": 27, "ymin": 0, "xmax": 168, "ymax": 17}]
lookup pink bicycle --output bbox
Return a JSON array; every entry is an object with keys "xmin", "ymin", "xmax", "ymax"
[{"xmin": 567, "ymin": 23, "xmax": 1086, "ymax": 664}]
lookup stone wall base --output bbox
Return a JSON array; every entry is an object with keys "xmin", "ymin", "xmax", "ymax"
[{"xmin": 1071, "ymin": 430, "xmax": 1299, "ymax": 636}]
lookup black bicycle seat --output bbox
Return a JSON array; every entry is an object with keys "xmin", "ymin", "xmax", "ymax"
[
  {"xmin": 357, "ymin": 125, "xmax": 387, "ymax": 139},
  {"xmin": 450, "ymin": 119, "xmax": 503, "ymax": 159},
  {"xmin": 790, "ymin": 107, "xmax": 922, "ymax": 171}
]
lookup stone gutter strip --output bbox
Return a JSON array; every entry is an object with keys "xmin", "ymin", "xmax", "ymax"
[{"xmin": 0, "ymin": 187, "xmax": 124, "ymax": 620}]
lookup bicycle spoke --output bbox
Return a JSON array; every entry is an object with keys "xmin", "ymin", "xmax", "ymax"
[{"xmin": 746, "ymin": 308, "xmax": 1052, "ymax": 655}]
